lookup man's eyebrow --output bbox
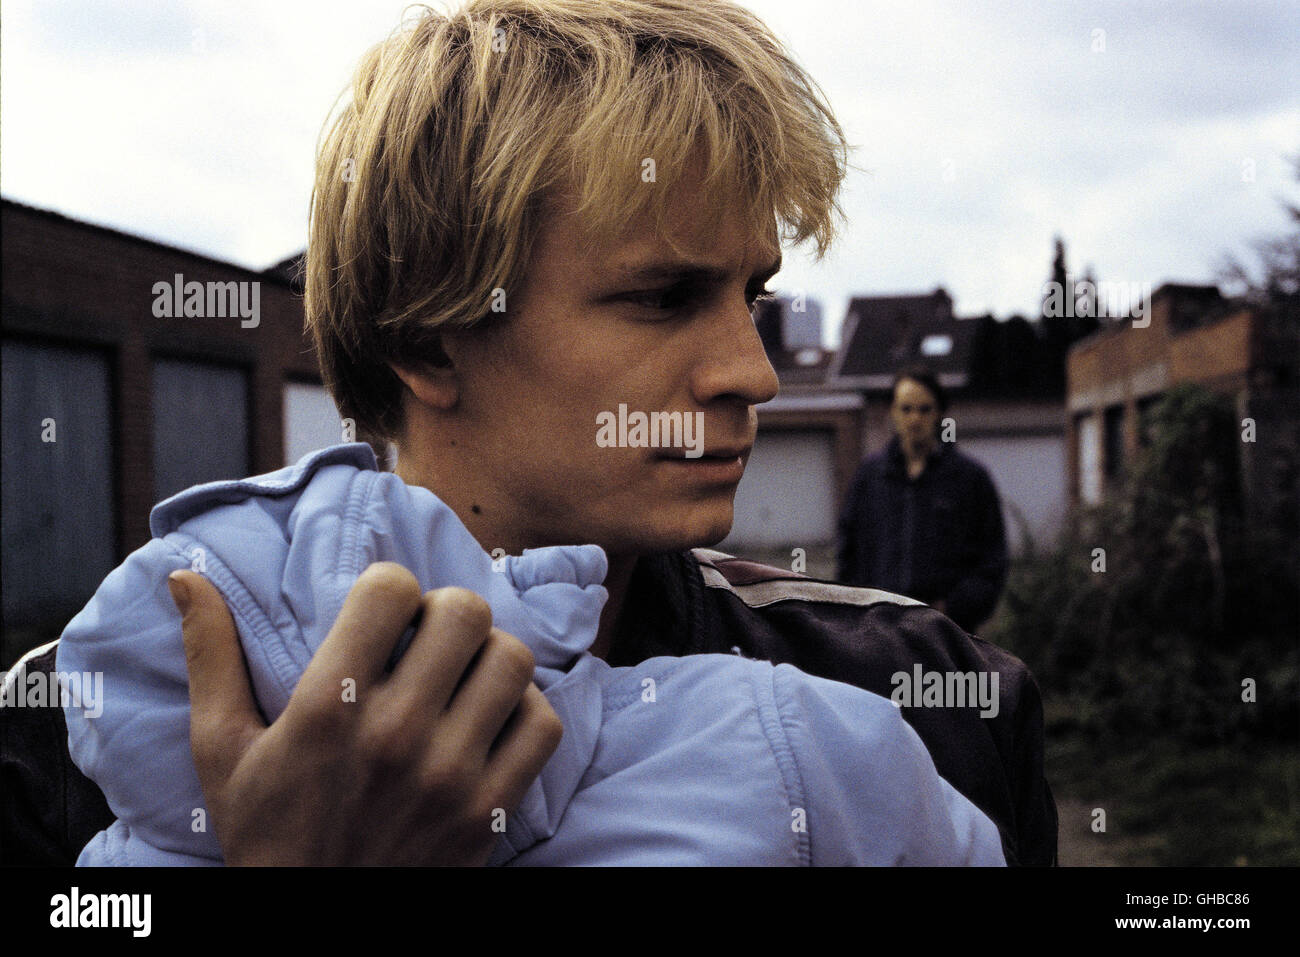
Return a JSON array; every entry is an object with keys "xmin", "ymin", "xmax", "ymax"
[{"xmin": 602, "ymin": 256, "xmax": 783, "ymax": 285}]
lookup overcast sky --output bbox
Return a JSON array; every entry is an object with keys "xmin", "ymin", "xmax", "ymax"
[{"xmin": 3, "ymin": 0, "xmax": 1297, "ymax": 345}]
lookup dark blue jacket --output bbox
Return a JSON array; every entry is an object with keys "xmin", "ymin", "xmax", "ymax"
[{"xmin": 838, "ymin": 438, "xmax": 1009, "ymax": 633}]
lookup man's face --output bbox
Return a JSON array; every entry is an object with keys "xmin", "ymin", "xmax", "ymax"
[
  {"xmin": 890, "ymin": 378, "xmax": 941, "ymax": 456},
  {"xmin": 434, "ymin": 176, "xmax": 781, "ymax": 556}
]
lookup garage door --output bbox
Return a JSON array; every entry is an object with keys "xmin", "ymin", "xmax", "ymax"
[{"xmin": 723, "ymin": 428, "xmax": 837, "ymax": 549}]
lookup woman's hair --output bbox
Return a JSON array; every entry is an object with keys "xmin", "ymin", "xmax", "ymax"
[
  {"xmin": 892, "ymin": 364, "xmax": 949, "ymax": 414},
  {"xmin": 307, "ymin": 0, "xmax": 849, "ymax": 440}
]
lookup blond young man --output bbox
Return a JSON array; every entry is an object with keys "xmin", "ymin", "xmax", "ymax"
[{"xmin": 13, "ymin": 0, "xmax": 1055, "ymax": 865}]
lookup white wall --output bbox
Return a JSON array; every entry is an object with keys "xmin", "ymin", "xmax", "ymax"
[
  {"xmin": 723, "ymin": 428, "xmax": 838, "ymax": 549},
  {"xmin": 962, "ymin": 435, "xmax": 1067, "ymax": 552},
  {"xmin": 283, "ymin": 381, "xmax": 345, "ymax": 466}
]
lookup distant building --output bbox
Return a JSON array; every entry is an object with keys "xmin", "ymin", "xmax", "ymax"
[
  {"xmin": 753, "ymin": 294, "xmax": 833, "ymax": 384},
  {"xmin": 727, "ymin": 287, "xmax": 1080, "ymax": 561},
  {"xmin": 830, "ymin": 288, "xmax": 967, "ymax": 393},
  {"xmin": 1067, "ymin": 283, "xmax": 1299, "ymax": 527},
  {"xmin": 782, "ymin": 297, "xmax": 823, "ymax": 350},
  {"xmin": 724, "ymin": 390, "xmax": 864, "ymax": 559},
  {"xmin": 723, "ymin": 296, "xmax": 863, "ymax": 563},
  {"xmin": 1, "ymin": 200, "xmax": 358, "ymax": 665}
]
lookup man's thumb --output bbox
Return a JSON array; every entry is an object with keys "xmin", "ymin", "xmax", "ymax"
[{"xmin": 167, "ymin": 570, "xmax": 264, "ymax": 777}]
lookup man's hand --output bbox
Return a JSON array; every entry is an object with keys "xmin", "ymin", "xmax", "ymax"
[{"xmin": 167, "ymin": 562, "xmax": 562, "ymax": 865}]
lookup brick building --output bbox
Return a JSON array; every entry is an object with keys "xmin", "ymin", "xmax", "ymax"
[
  {"xmin": 1066, "ymin": 282, "xmax": 1299, "ymax": 524},
  {"xmin": 1, "ymin": 200, "xmax": 352, "ymax": 665}
]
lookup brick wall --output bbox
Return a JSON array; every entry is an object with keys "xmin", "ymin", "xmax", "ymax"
[
  {"xmin": 1064, "ymin": 286, "xmax": 1286, "ymax": 510},
  {"xmin": 2, "ymin": 199, "xmax": 320, "ymax": 557}
]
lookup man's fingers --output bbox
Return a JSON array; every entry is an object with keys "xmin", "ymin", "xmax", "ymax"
[
  {"xmin": 297, "ymin": 562, "xmax": 424, "ymax": 701},
  {"xmin": 169, "ymin": 570, "xmax": 264, "ymax": 786},
  {"xmin": 444, "ymin": 627, "xmax": 538, "ymax": 756},
  {"xmin": 388, "ymin": 587, "xmax": 497, "ymax": 711},
  {"xmin": 481, "ymin": 683, "xmax": 564, "ymax": 813}
]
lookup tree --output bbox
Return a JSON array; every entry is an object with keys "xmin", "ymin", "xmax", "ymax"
[{"xmin": 1218, "ymin": 154, "xmax": 1300, "ymax": 322}]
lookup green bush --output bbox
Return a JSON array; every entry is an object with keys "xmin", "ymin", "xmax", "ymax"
[{"xmin": 989, "ymin": 384, "xmax": 1299, "ymax": 744}]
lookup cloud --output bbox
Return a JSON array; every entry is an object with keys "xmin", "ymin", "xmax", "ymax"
[{"xmin": 3, "ymin": 0, "xmax": 1296, "ymax": 338}]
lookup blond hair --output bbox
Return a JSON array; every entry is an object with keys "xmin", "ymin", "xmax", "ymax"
[{"xmin": 307, "ymin": 0, "xmax": 848, "ymax": 440}]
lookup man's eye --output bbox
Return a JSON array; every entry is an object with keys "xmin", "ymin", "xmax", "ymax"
[
  {"xmin": 625, "ymin": 285, "xmax": 697, "ymax": 312},
  {"xmin": 621, "ymin": 283, "xmax": 775, "ymax": 314}
]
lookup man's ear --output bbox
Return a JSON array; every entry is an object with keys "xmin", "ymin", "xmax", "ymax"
[{"xmin": 389, "ymin": 359, "xmax": 460, "ymax": 411}]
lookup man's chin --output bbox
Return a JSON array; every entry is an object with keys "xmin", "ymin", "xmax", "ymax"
[
  {"xmin": 676, "ymin": 515, "xmax": 736, "ymax": 552},
  {"xmin": 611, "ymin": 506, "xmax": 735, "ymax": 556}
]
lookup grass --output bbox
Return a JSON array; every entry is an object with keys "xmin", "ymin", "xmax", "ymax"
[{"xmin": 1044, "ymin": 716, "xmax": 1300, "ymax": 866}]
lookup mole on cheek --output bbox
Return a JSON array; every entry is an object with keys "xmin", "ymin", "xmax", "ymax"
[{"xmin": 471, "ymin": 504, "xmax": 482, "ymax": 514}]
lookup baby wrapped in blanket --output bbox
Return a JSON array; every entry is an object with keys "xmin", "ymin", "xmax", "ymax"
[{"xmin": 59, "ymin": 444, "xmax": 1004, "ymax": 866}]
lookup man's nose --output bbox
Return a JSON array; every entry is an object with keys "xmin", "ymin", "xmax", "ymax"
[{"xmin": 689, "ymin": 301, "xmax": 781, "ymax": 406}]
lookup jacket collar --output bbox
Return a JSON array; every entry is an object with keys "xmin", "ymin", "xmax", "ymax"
[
  {"xmin": 607, "ymin": 551, "xmax": 711, "ymax": 665},
  {"xmin": 884, "ymin": 434, "xmax": 950, "ymax": 478}
]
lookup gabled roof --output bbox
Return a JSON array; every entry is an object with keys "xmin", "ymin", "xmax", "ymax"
[{"xmin": 828, "ymin": 287, "xmax": 972, "ymax": 391}]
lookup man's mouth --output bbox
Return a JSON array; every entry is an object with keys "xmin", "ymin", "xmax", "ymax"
[
  {"xmin": 656, "ymin": 447, "xmax": 750, "ymax": 484},
  {"xmin": 658, "ymin": 446, "xmax": 750, "ymax": 461}
]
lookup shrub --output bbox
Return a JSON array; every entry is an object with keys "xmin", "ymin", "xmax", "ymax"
[{"xmin": 989, "ymin": 384, "xmax": 1299, "ymax": 744}]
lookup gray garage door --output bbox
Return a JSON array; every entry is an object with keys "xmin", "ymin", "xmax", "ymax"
[
  {"xmin": 152, "ymin": 358, "xmax": 249, "ymax": 502},
  {"xmin": 2, "ymin": 338, "xmax": 116, "ymax": 632},
  {"xmin": 723, "ymin": 428, "xmax": 837, "ymax": 550}
]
